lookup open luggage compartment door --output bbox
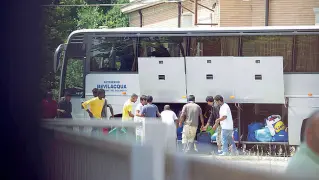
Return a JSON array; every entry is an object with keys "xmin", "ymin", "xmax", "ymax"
[
  {"xmin": 233, "ymin": 56, "xmax": 285, "ymax": 104},
  {"xmin": 138, "ymin": 57, "xmax": 187, "ymax": 103},
  {"xmin": 185, "ymin": 57, "xmax": 235, "ymax": 103}
]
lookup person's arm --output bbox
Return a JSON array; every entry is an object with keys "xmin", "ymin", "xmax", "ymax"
[
  {"xmin": 82, "ymin": 99, "xmax": 94, "ymax": 117},
  {"xmin": 156, "ymin": 106, "xmax": 161, "ymax": 117},
  {"xmin": 57, "ymin": 101, "xmax": 65, "ymax": 114},
  {"xmin": 215, "ymin": 105, "xmax": 227, "ymax": 123},
  {"xmin": 199, "ymin": 107, "xmax": 205, "ymax": 128},
  {"xmin": 179, "ymin": 106, "xmax": 186, "ymax": 127},
  {"xmin": 107, "ymin": 104, "xmax": 114, "ymax": 117},
  {"xmin": 126, "ymin": 104, "xmax": 134, "ymax": 118},
  {"xmin": 140, "ymin": 106, "xmax": 146, "ymax": 117},
  {"xmin": 206, "ymin": 107, "xmax": 214, "ymax": 127}
]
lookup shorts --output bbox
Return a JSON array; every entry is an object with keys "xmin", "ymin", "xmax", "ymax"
[
  {"xmin": 182, "ymin": 125, "xmax": 198, "ymax": 144},
  {"xmin": 216, "ymin": 126, "xmax": 222, "ymax": 146}
]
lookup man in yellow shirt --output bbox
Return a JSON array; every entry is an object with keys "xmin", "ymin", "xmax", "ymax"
[
  {"xmin": 122, "ymin": 93, "xmax": 138, "ymax": 121},
  {"xmin": 82, "ymin": 89, "xmax": 106, "ymax": 119}
]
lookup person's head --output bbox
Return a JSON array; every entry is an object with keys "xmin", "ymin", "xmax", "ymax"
[
  {"xmin": 64, "ymin": 92, "xmax": 71, "ymax": 102},
  {"xmin": 140, "ymin": 95, "xmax": 147, "ymax": 105},
  {"xmin": 131, "ymin": 93, "xmax": 138, "ymax": 103},
  {"xmin": 206, "ymin": 96, "xmax": 214, "ymax": 106},
  {"xmin": 304, "ymin": 111, "xmax": 319, "ymax": 155},
  {"xmin": 97, "ymin": 89, "xmax": 105, "ymax": 99},
  {"xmin": 214, "ymin": 95, "xmax": 224, "ymax": 106},
  {"xmin": 164, "ymin": 105, "xmax": 171, "ymax": 111},
  {"xmin": 92, "ymin": 88, "xmax": 98, "ymax": 97},
  {"xmin": 46, "ymin": 91, "xmax": 53, "ymax": 100},
  {"xmin": 146, "ymin": 96, "xmax": 153, "ymax": 103},
  {"xmin": 187, "ymin": 95, "xmax": 195, "ymax": 102}
]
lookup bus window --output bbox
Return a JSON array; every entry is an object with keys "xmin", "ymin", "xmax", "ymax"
[
  {"xmin": 190, "ymin": 36, "xmax": 239, "ymax": 56},
  {"xmin": 242, "ymin": 36, "xmax": 293, "ymax": 72},
  {"xmin": 139, "ymin": 36, "xmax": 186, "ymax": 57},
  {"xmin": 64, "ymin": 58, "xmax": 84, "ymax": 96},
  {"xmin": 90, "ymin": 36, "xmax": 137, "ymax": 72},
  {"xmin": 295, "ymin": 35, "xmax": 319, "ymax": 72}
]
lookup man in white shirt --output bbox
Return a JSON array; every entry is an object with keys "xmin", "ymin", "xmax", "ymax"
[
  {"xmin": 134, "ymin": 95, "xmax": 147, "ymax": 143},
  {"xmin": 161, "ymin": 105, "xmax": 178, "ymax": 151},
  {"xmin": 214, "ymin": 95, "xmax": 237, "ymax": 155},
  {"xmin": 161, "ymin": 105, "xmax": 178, "ymax": 126}
]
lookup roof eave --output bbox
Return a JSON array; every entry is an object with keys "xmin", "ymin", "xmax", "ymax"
[{"xmin": 121, "ymin": 1, "xmax": 164, "ymax": 14}]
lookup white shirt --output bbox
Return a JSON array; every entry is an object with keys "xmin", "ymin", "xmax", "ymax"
[
  {"xmin": 161, "ymin": 110, "xmax": 178, "ymax": 125},
  {"xmin": 134, "ymin": 103, "xmax": 144, "ymax": 122},
  {"xmin": 219, "ymin": 103, "xmax": 234, "ymax": 130}
]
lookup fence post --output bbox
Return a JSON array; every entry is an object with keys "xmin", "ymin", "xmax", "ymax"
[{"xmin": 143, "ymin": 119, "xmax": 166, "ymax": 180}]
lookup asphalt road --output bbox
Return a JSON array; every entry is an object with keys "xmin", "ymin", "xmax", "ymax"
[{"xmin": 196, "ymin": 155, "xmax": 289, "ymax": 173}]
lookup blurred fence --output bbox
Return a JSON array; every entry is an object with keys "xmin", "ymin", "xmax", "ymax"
[{"xmin": 40, "ymin": 118, "xmax": 316, "ymax": 180}]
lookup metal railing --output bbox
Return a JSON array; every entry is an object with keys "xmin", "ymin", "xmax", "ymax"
[{"xmin": 40, "ymin": 118, "xmax": 316, "ymax": 180}]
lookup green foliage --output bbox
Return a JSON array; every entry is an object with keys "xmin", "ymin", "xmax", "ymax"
[{"xmin": 42, "ymin": 0, "xmax": 130, "ymax": 99}]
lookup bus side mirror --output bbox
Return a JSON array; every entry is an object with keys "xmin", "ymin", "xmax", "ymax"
[{"xmin": 53, "ymin": 44, "xmax": 65, "ymax": 73}]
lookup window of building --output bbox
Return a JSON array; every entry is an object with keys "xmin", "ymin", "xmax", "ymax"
[
  {"xmin": 90, "ymin": 36, "xmax": 138, "ymax": 72},
  {"xmin": 295, "ymin": 35, "xmax": 319, "ymax": 72},
  {"xmin": 138, "ymin": 36, "xmax": 186, "ymax": 57},
  {"xmin": 242, "ymin": 36, "xmax": 293, "ymax": 72},
  {"xmin": 189, "ymin": 36, "xmax": 239, "ymax": 56}
]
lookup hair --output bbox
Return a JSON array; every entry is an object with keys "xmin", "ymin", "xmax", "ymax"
[
  {"xmin": 140, "ymin": 95, "xmax": 147, "ymax": 101},
  {"xmin": 187, "ymin": 95, "xmax": 195, "ymax": 102},
  {"xmin": 131, "ymin": 93, "xmax": 138, "ymax": 98},
  {"xmin": 214, "ymin": 95, "xmax": 224, "ymax": 102},
  {"xmin": 97, "ymin": 89, "xmax": 105, "ymax": 95},
  {"xmin": 206, "ymin": 96, "xmax": 214, "ymax": 102},
  {"xmin": 92, "ymin": 88, "xmax": 98, "ymax": 93},
  {"xmin": 64, "ymin": 92, "xmax": 71, "ymax": 97},
  {"xmin": 164, "ymin": 105, "xmax": 170, "ymax": 110},
  {"xmin": 147, "ymin": 95, "xmax": 153, "ymax": 103}
]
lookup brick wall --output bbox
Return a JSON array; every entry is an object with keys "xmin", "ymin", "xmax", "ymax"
[{"xmin": 220, "ymin": 0, "xmax": 319, "ymax": 27}]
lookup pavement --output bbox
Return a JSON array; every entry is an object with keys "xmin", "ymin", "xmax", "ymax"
[{"xmin": 195, "ymin": 155, "xmax": 289, "ymax": 173}]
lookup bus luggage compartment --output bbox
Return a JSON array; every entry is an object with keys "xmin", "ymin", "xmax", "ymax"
[{"xmin": 138, "ymin": 57, "xmax": 187, "ymax": 103}]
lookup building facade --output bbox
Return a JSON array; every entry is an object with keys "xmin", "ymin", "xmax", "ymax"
[{"xmin": 121, "ymin": 0, "xmax": 319, "ymax": 28}]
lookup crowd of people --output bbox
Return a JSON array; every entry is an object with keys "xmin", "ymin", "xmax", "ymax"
[{"xmin": 41, "ymin": 88, "xmax": 239, "ymax": 155}]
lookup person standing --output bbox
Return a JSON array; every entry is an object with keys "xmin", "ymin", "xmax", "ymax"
[
  {"xmin": 134, "ymin": 95, "xmax": 147, "ymax": 119},
  {"xmin": 42, "ymin": 91, "xmax": 58, "ymax": 119},
  {"xmin": 161, "ymin": 105, "xmax": 178, "ymax": 150},
  {"xmin": 214, "ymin": 95, "xmax": 237, "ymax": 155},
  {"xmin": 286, "ymin": 111, "xmax": 319, "ymax": 177},
  {"xmin": 141, "ymin": 96, "xmax": 161, "ymax": 118},
  {"xmin": 82, "ymin": 89, "xmax": 106, "ymax": 135},
  {"xmin": 101, "ymin": 91, "xmax": 114, "ymax": 119},
  {"xmin": 122, "ymin": 93, "xmax": 138, "ymax": 121},
  {"xmin": 179, "ymin": 95, "xmax": 205, "ymax": 153},
  {"xmin": 134, "ymin": 95, "xmax": 147, "ymax": 142},
  {"xmin": 204, "ymin": 96, "xmax": 222, "ymax": 153},
  {"xmin": 57, "ymin": 92, "xmax": 72, "ymax": 119},
  {"xmin": 82, "ymin": 89, "xmax": 105, "ymax": 119}
]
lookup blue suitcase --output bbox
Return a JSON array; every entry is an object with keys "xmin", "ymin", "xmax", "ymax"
[{"xmin": 196, "ymin": 132, "xmax": 217, "ymax": 154}]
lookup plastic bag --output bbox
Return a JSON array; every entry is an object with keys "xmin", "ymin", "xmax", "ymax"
[
  {"xmin": 255, "ymin": 127, "xmax": 272, "ymax": 142},
  {"xmin": 247, "ymin": 122, "xmax": 263, "ymax": 142},
  {"xmin": 265, "ymin": 115, "xmax": 281, "ymax": 136},
  {"xmin": 272, "ymin": 130, "xmax": 288, "ymax": 142},
  {"xmin": 211, "ymin": 131, "xmax": 218, "ymax": 141}
]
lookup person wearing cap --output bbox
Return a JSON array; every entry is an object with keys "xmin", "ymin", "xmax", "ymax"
[{"xmin": 57, "ymin": 92, "xmax": 72, "ymax": 119}]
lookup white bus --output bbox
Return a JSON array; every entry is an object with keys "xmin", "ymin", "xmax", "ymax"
[{"xmin": 54, "ymin": 26, "xmax": 319, "ymax": 147}]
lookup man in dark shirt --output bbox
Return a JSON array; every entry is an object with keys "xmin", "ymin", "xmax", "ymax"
[
  {"xmin": 204, "ymin": 96, "xmax": 222, "ymax": 153},
  {"xmin": 141, "ymin": 96, "xmax": 161, "ymax": 118},
  {"xmin": 57, "ymin": 92, "xmax": 72, "ymax": 119},
  {"xmin": 42, "ymin": 91, "xmax": 58, "ymax": 119}
]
